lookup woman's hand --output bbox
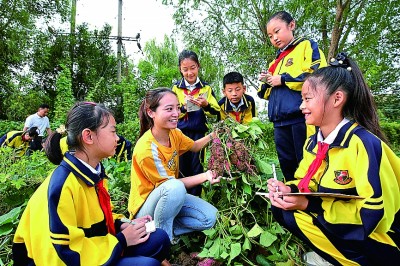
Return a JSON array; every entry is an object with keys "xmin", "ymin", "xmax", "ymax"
[
  {"xmin": 205, "ymin": 170, "xmax": 221, "ymax": 185},
  {"xmin": 121, "ymin": 221, "xmax": 150, "ymax": 246}
]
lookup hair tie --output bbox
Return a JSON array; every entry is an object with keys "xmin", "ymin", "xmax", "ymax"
[{"xmin": 329, "ymin": 52, "xmax": 351, "ymax": 71}]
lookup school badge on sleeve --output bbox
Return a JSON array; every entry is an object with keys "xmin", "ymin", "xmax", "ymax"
[{"xmin": 334, "ymin": 170, "xmax": 352, "ymax": 185}]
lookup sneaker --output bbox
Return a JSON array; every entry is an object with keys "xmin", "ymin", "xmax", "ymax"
[
  {"xmin": 171, "ymin": 237, "xmax": 180, "ymax": 245},
  {"xmin": 303, "ymin": 251, "xmax": 333, "ymax": 266}
]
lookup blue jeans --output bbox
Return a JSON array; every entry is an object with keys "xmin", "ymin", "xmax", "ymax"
[{"xmin": 135, "ymin": 179, "xmax": 218, "ymax": 241}]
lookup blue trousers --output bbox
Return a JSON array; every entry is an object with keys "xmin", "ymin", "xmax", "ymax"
[
  {"xmin": 274, "ymin": 122, "xmax": 306, "ymax": 181},
  {"xmin": 116, "ymin": 229, "xmax": 170, "ymax": 266},
  {"xmin": 178, "ymin": 130, "xmax": 205, "ymax": 196}
]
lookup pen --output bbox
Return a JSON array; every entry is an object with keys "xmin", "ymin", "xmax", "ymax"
[{"xmin": 272, "ymin": 163, "xmax": 279, "ymax": 192}]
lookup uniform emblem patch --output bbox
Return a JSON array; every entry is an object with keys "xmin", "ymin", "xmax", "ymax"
[
  {"xmin": 285, "ymin": 58, "xmax": 293, "ymax": 67},
  {"xmin": 334, "ymin": 170, "xmax": 352, "ymax": 185}
]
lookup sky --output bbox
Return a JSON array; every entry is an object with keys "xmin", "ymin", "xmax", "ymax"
[{"xmin": 75, "ymin": 0, "xmax": 179, "ymax": 59}]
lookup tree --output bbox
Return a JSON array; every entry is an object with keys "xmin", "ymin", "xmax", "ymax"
[
  {"xmin": 0, "ymin": 0, "xmax": 70, "ymax": 119},
  {"xmin": 162, "ymin": 0, "xmax": 399, "ymax": 101}
]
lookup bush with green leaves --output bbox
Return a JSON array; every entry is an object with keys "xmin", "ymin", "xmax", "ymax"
[{"xmin": 190, "ymin": 118, "xmax": 305, "ymax": 265}]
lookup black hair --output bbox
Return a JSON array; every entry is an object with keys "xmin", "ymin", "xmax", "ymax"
[
  {"xmin": 39, "ymin": 104, "xmax": 50, "ymax": 109},
  {"xmin": 306, "ymin": 54, "xmax": 388, "ymax": 143},
  {"xmin": 45, "ymin": 102, "xmax": 113, "ymax": 164},
  {"xmin": 27, "ymin": 127, "xmax": 39, "ymax": 138},
  {"xmin": 268, "ymin": 11, "xmax": 294, "ymax": 25},
  {"xmin": 138, "ymin": 88, "xmax": 177, "ymax": 138},
  {"xmin": 223, "ymin": 72, "xmax": 244, "ymax": 88},
  {"xmin": 178, "ymin": 49, "xmax": 200, "ymax": 68}
]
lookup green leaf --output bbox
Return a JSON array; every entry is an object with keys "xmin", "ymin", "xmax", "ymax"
[
  {"xmin": 208, "ymin": 238, "xmax": 222, "ymax": 258},
  {"xmin": 256, "ymin": 254, "xmax": 272, "ymax": 266},
  {"xmin": 247, "ymin": 223, "xmax": 264, "ymax": 238},
  {"xmin": 243, "ymin": 183, "xmax": 252, "ymax": 195},
  {"xmin": 260, "ymin": 231, "xmax": 278, "ymax": 247},
  {"xmin": 256, "ymin": 159, "xmax": 272, "ymax": 175},
  {"xmin": 228, "ymin": 242, "xmax": 241, "ymax": 264},
  {"xmin": 242, "ymin": 237, "xmax": 251, "ymax": 251},
  {"xmin": 0, "ymin": 206, "xmax": 22, "ymax": 226},
  {"xmin": 235, "ymin": 124, "xmax": 249, "ymax": 133},
  {"xmin": 0, "ymin": 224, "xmax": 14, "ymax": 237}
]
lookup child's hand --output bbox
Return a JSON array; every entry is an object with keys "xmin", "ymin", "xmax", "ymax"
[
  {"xmin": 133, "ymin": 215, "xmax": 152, "ymax": 224},
  {"xmin": 122, "ymin": 221, "xmax": 150, "ymax": 246},
  {"xmin": 196, "ymin": 95, "xmax": 209, "ymax": 107},
  {"xmin": 258, "ymin": 71, "xmax": 272, "ymax": 83},
  {"xmin": 267, "ymin": 74, "xmax": 282, "ymax": 87}
]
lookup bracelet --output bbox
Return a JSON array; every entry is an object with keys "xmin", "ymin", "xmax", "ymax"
[{"xmin": 209, "ymin": 133, "xmax": 213, "ymax": 141}]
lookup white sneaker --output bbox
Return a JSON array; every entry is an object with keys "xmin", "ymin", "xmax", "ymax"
[{"xmin": 303, "ymin": 251, "xmax": 333, "ymax": 266}]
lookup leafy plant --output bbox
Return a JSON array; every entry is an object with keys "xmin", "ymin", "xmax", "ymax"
[{"xmin": 197, "ymin": 118, "xmax": 305, "ymax": 265}]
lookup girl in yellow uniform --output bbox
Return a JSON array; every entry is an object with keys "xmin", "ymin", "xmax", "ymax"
[
  {"xmin": 172, "ymin": 50, "xmax": 220, "ymax": 196},
  {"xmin": 266, "ymin": 53, "xmax": 400, "ymax": 265},
  {"xmin": 13, "ymin": 102, "xmax": 170, "ymax": 266},
  {"xmin": 129, "ymin": 88, "xmax": 220, "ymax": 243}
]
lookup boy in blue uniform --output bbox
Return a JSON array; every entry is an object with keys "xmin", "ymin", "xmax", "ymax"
[{"xmin": 218, "ymin": 71, "xmax": 257, "ymax": 124}]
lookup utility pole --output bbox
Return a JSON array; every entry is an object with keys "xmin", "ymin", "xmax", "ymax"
[
  {"xmin": 70, "ymin": 0, "xmax": 77, "ymax": 87},
  {"xmin": 117, "ymin": 0, "xmax": 123, "ymax": 83}
]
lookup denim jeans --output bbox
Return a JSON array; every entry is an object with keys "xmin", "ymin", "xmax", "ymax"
[{"xmin": 135, "ymin": 179, "xmax": 218, "ymax": 241}]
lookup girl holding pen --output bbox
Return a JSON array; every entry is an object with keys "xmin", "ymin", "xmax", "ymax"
[{"xmin": 266, "ymin": 53, "xmax": 400, "ymax": 265}]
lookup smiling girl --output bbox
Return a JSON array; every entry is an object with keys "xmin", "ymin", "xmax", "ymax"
[
  {"xmin": 172, "ymin": 50, "xmax": 220, "ymax": 196},
  {"xmin": 13, "ymin": 102, "xmax": 170, "ymax": 266},
  {"xmin": 128, "ymin": 88, "xmax": 220, "ymax": 243},
  {"xmin": 266, "ymin": 53, "xmax": 400, "ymax": 265}
]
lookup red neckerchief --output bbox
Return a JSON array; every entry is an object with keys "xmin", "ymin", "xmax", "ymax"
[
  {"xmin": 268, "ymin": 46, "xmax": 295, "ymax": 74},
  {"xmin": 96, "ymin": 179, "xmax": 116, "ymax": 235},
  {"xmin": 232, "ymin": 111, "xmax": 241, "ymax": 122},
  {"xmin": 298, "ymin": 142, "xmax": 330, "ymax": 192},
  {"xmin": 183, "ymin": 87, "xmax": 200, "ymax": 96}
]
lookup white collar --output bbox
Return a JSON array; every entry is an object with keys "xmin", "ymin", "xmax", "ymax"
[
  {"xmin": 184, "ymin": 77, "xmax": 200, "ymax": 91},
  {"xmin": 229, "ymin": 98, "xmax": 244, "ymax": 111},
  {"xmin": 317, "ymin": 118, "xmax": 350, "ymax": 144},
  {"xmin": 75, "ymin": 156, "xmax": 101, "ymax": 175}
]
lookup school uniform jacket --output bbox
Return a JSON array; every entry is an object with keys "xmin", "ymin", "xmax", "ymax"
[
  {"xmin": 13, "ymin": 152, "xmax": 126, "ymax": 265},
  {"xmin": 128, "ymin": 128, "xmax": 194, "ymax": 217},
  {"xmin": 172, "ymin": 78, "xmax": 220, "ymax": 132},
  {"xmin": 257, "ymin": 37, "xmax": 327, "ymax": 125},
  {"xmin": 288, "ymin": 121, "xmax": 400, "ymax": 243},
  {"xmin": 218, "ymin": 94, "xmax": 257, "ymax": 124},
  {"xmin": 1, "ymin": 131, "xmax": 29, "ymax": 157}
]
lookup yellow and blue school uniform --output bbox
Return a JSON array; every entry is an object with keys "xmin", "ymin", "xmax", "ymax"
[
  {"xmin": 114, "ymin": 135, "xmax": 132, "ymax": 162},
  {"xmin": 13, "ymin": 152, "xmax": 126, "ymax": 265},
  {"xmin": 172, "ymin": 78, "xmax": 220, "ymax": 195},
  {"xmin": 172, "ymin": 78, "xmax": 220, "ymax": 132},
  {"xmin": 128, "ymin": 128, "xmax": 194, "ymax": 218},
  {"xmin": 218, "ymin": 94, "xmax": 257, "ymax": 124},
  {"xmin": 273, "ymin": 120, "xmax": 400, "ymax": 265},
  {"xmin": 257, "ymin": 36, "xmax": 327, "ymax": 181},
  {"xmin": 0, "ymin": 131, "xmax": 30, "ymax": 157}
]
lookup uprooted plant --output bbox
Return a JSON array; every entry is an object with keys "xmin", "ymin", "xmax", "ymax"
[
  {"xmin": 196, "ymin": 118, "xmax": 306, "ymax": 265},
  {"xmin": 208, "ymin": 120, "xmax": 257, "ymax": 179}
]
